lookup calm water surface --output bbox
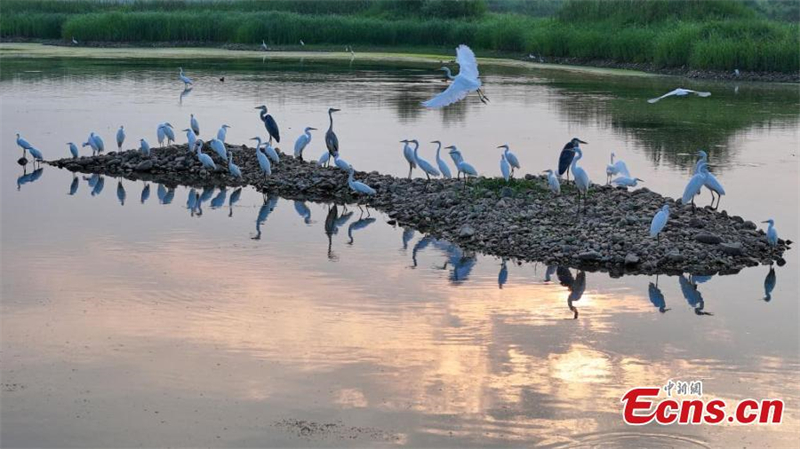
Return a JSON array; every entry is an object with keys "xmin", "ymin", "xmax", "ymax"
[{"xmin": 1, "ymin": 53, "xmax": 799, "ymax": 447}]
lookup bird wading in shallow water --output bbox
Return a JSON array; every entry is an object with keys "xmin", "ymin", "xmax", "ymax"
[{"xmin": 179, "ymin": 67, "xmax": 193, "ymax": 87}]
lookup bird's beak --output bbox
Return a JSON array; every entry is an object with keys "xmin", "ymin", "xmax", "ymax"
[
  {"xmin": 578, "ymin": 139, "xmax": 588, "ymax": 144},
  {"xmin": 496, "ymin": 145, "xmax": 507, "ymax": 149},
  {"xmin": 309, "ymin": 127, "xmax": 317, "ymax": 130},
  {"xmin": 445, "ymin": 146, "xmax": 454, "ymax": 150},
  {"xmin": 430, "ymin": 141, "xmax": 439, "ymax": 144},
  {"xmin": 761, "ymin": 221, "xmax": 769, "ymax": 223},
  {"xmin": 637, "ymin": 178, "xmax": 644, "ymax": 182}
]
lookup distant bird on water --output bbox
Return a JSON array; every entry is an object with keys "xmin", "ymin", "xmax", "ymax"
[
  {"xmin": 300, "ymin": 39, "xmax": 305, "ymax": 46},
  {"xmin": 179, "ymin": 67, "xmax": 193, "ymax": 87},
  {"xmin": 649, "ymin": 204, "xmax": 670, "ymax": 243},
  {"xmin": 422, "ymin": 45, "xmax": 488, "ymax": 108},
  {"xmin": 558, "ymin": 137, "xmax": 587, "ymax": 181},
  {"xmin": 648, "ymin": 88, "xmax": 711, "ymax": 104},
  {"xmin": 762, "ymin": 219, "xmax": 778, "ymax": 246},
  {"xmin": 255, "ymin": 105, "xmax": 280, "ymax": 144},
  {"xmin": 72, "ymin": 36, "xmax": 79, "ymax": 45},
  {"xmin": 293, "ymin": 127, "xmax": 316, "ymax": 161},
  {"xmin": 16, "ymin": 133, "xmax": 33, "ymax": 157}
]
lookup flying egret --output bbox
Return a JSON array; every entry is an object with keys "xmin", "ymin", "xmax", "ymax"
[
  {"xmin": 179, "ymin": 67, "xmax": 193, "ymax": 87},
  {"xmin": 194, "ymin": 140, "xmax": 216, "ymax": 171},
  {"xmin": 414, "ymin": 140, "xmax": 441, "ymax": 181},
  {"xmin": 255, "ymin": 144, "xmax": 272, "ymax": 179},
  {"xmin": 183, "ymin": 128, "xmax": 197, "ymax": 152},
  {"xmin": 190, "ymin": 114, "xmax": 200, "ymax": 136},
  {"xmin": 67, "ymin": 142, "xmax": 79, "ymax": 159},
  {"xmin": 325, "ymin": 107, "xmax": 340, "ymax": 159},
  {"xmin": 209, "ymin": 138, "xmax": 228, "ymax": 161},
  {"xmin": 649, "ymin": 204, "xmax": 670, "ymax": 243},
  {"xmin": 543, "ymin": 169, "xmax": 560, "ymax": 195},
  {"xmin": 261, "ymin": 40, "xmax": 268, "ymax": 51},
  {"xmin": 400, "ymin": 139, "xmax": 417, "ymax": 178},
  {"xmin": 334, "ymin": 155, "xmax": 350, "ymax": 171},
  {"xmin": 681, "ymin": 164, "xmax": 708, "ymax": 207},
  {"xmin": 610, "ymin": 176, "xmax": 644, "ymax": 188},
  {"xmin": 139, "ymin": 138, "xmax": 151, "ymax": 157},
  {"xmin": 116, "ymin": 125, "xmax": 125, "ymax": 150},
  {"xmin": 431, "ymin": 141, "xmax": 452, "ymax": 179},
  {"xmin": 695, "ymin": 153, "xmax": 726, "ymax": 209},
  {"xmin": 293, "ymin": 127, "xmax": 316, "ymax": 161},
  {"xmin": 558, "ymin": 138, "xmax": 587, "ymax": 181},
  {"xmin": 217, "ymin": 124, "xmax": 231, "ymax": 143},
  {"xmin": 764, "ymin": 267, "xmax": 776, "ymax": 301},
  {"xmin": 141, "ymin": 183, "xmax": 150, "ymax": 204},
  {"xmin": 762, "ymin": 219, "xmax": 778, "ymax": 246},
  {"xmin": 648, "ymin": 88, "xmax": 711, "ymax": 104},
  {"xmin": 16, "ymin": 133, "xmax": 33, "ymax": 157},
  {"xmin": 606, "ymin": 152, "xmax": 630, "ymax": 184},
  {"xmin": 116, "ymin": 181, "xmax": 126, "ymax": 206},
  {"xmin": 497, "ymin": 144, "xmax": 520, "ymax": 176},
  {"xmin": 571, "ymin": 147, "xmax": 590, "ymax": 207},
  {"xmin": 500, "ymin": 153, "xmax": 510, "ymax": 183},
  {"xmin": 347, "ymin": 165, "xmax": 376, "ymax": 195},
  {"xmin": 422, "ymin": 45, "xmax": 488, "ymax": 108},
  {"xmin": 227, "ymin": 152, "xmax": 242, "ymax": 179},
  {"xmin": 255, "ymin": 105, "xmax": 280, "ymax": 144}
]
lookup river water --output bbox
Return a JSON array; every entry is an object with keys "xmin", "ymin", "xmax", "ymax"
[{"xmin": 1, "ymin": 48, "xmax": 799, "ymax": 447}]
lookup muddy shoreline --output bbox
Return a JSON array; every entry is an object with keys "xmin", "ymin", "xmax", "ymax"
[
  {"xmin": 4, "ymin": 38, "xmax": 797, "ymax": 83},
  {"xmin": 45, "ymin": 143, "xmax": 790, "ymax": 276}
]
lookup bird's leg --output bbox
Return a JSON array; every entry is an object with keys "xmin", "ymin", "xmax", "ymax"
[
  {"xmin": 408, "ymin": 164, "xmax": 413, "ymax": 179},
  {"xmin": 477, "ymin": 88, "xmax": 490, "ymax": 103}
]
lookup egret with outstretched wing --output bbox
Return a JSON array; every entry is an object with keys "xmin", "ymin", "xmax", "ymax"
[
  {"xmin": 648, "ymin": 88, "xmax": 711, "ymax": 103},
  {"xmin": 422, "ymin": 45, "xmax": 488, "ymax": 108}
]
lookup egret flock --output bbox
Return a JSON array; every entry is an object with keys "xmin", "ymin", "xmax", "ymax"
[{"xmin": 12, "ymin": 44, "xmax": 780, "ymax": 249}]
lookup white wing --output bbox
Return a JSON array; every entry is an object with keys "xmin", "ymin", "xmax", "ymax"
[
  {"xmin": 648, "ymin": 88, "xmax": 681, "ymax": 103},
  {"xmin": 455, "ymin": 45, "xmax": 479, "ymax": 81},
  {"xmin": 686, "ymin": 89, "xmax": 711, "ymax": 97},
  {"xmin": 422, "ymin": 76, "xmax": 474, "ymax": 109}
]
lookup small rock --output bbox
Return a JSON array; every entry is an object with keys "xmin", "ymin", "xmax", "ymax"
[
  {"xmin": 689, "ymin": 217, "xmax": 705, "ymax": 228},
  {"xmin": 624, "ymin": 253, "xmax": 640, "ymax": 265},
  {"xmin": 458, "ymin": 224, "xmax": 475, "ymax": 238},
  {"xmin": 695, "ymin": 232, "xmax": 722, "ymax": 244},
  {"xmin": 578, "ymin": 251, "xmax": 602, "ymax": 261},
  {"xmin": 719, "ymin": 242, "xmax": 743, "ymax": 256},
  {"xmin": 134, "ymin": 160, "xmax": 153, "ymax": 171}
]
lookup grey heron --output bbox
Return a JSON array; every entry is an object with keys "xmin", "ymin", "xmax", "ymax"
[
  {"xmin": 325, "ymin": 107, "xmax": 341, "ymax": 159},
  {"xmin": 558, "ymin": 138, "xmax": 587, "ymax": 181},
  {"xmin": 255, "ymin": 105, "xmax": 280, "ymax": 144}
]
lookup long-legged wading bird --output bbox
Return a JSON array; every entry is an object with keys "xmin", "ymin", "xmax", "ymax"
[
  {"xmin": 648, "ymin": 88, "xmax": 711, "ymax": 104},
  {"xmin": 194, "ymin": 140, "xmax": 216, "ymax": 171},
  {"xmin": 255, "ymin": 145, "xmax": 272, "ymax": 179},
  {"xmin": 318, "ymin": 151, "xmax": 331, "ymax": 167},
  {"xmin": 610, "ymin": 176, "xmax": 644, "ymax": 189},
  {"xmin": 500, "ymin": 153, "xmax": 510, "ymax": 183},
  {"xmin": 255, "ymin": 105, "xmax": 280, "ymax": 144},
  {"xmin": 543, "ymin": 169, "xmax": 560, "ymax": 195},
  {"xmin": 695, "ymin": 152, "xmax": 726, "ymax": 209},
  {"xmin": 16, "ymin": 133, "xmax": 33, "ymax": 157},
  {"xmin": 209, "ymin": 138, "xmax": 227, "ymax": 161},
  {"xmin": 431, "ymin": 141, "xmax": 452, "ymax": 179},
  {"xmin": 217, "ymin": 124, "xmax": 231, "ymax": 143},
  {"xmin": 606, "ymin": 152, "xmax": 630, "ymax": 184},
  {"xmin": 422, "ymin": 45, "xmax": 488, "ymax": 108},
  {"xmin": 179, "ymin": 67, "xmax": 193, "ymax": 87},
  {"xmin": 183, "ymin": 128, "xmax": 197, "ymax": 152},
  {"xmin": 681, "ymin": 164, "xmax": 709, "ymax": 208},
  {"xmin": 649, "ymin": 204, "xmax": 670, "ymax": 243},
  {"xmin": 139, "ymin": 138, "xmax": 151, "ymax": 157},
  {"xmin": 83, "ymin": 138, "xmax": 98, "ymax": 156},
  {"xmin": 325, "ymin": 108, "xmax": 340, "ymax": 159},
  {"xmin": 347, "ymin": 165, "xmax": 376, "ymax": 195},
  {"xmin": 68, "ymin": 142, "xmax": 79, "ymax": 159},
  {"xmin": 762, "ymin": 219, "xmax": 778, "ymax": 246},
  {"xmin": 334, "ymin": 155, "xmax": 350, "ymax": 171},
  {"xmin": 571, "ymin": 147, "xmax": 590, "ymax": 207},
  {"xmin": 227, "ymin": 152, "xmax": 242, "ymax": 179},
  {"xmin": 261, "ymin": 40, "xmax": 268, "ymax": 51},
  {"xmin": 294, "ymin": 127, "xmax": 316, "ymax": 161},
  {"xmin": 414, "ymin": 140, "xmax": 441, "ymax": 181},
  {"xmin": 447, "ymin": 147, "xmax": 477, "ymax": 187},
  {"xmin": 497, "ymin": 144, "xmax": 520, "ymax": 176},
  {"xmin": 90, "ymin": 132, "xmax": 105, "ymax": 154},
  {"xmin": 558, "ymin": 138, "xmax": 587, "ymax": 181},
  {"xmin": 190, "ymin": 114, "xmax": 200, "ymax": 136},
  {"xmin": 116, "ymin": 126, "xmax": 125, "ymax": 150},
  {"xmin": 27, "ymin": 147, "xmax": 44, "ymax": 166},
  {"xmin": 400, "ymin": 139, "xmax": 417, "ymax": 178}
]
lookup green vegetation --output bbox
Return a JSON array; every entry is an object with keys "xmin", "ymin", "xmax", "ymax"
[{"xmin": 1, "ymin": 0, "xmax": 797, "ymax": 73}]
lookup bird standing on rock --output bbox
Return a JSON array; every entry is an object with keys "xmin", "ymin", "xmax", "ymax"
[
  {"xmin": 116, "ymin": 126, "xmax": 125, "ymax": 150},
  {"xmin": 762, "ymin": 219, "xmax": 778, "ymax": 246},
  {"xmin": 67, "ymin": 142, "xmax": 79, "ymax": 159},
  {"xmin": 543, "ymin": 169, "xmax": 560, "ymax": 195},
  {"xmin": 400, "ymin": 139, "xmax": 417, "ymax": 178},
  {"xmin": 325, "ymin": 107, "xmax": 340, "ymax": 159},
  {"xmin": 650, "ymin": 204, "xmax": 670, "ymax": 243},
  {"xmin": 611, "ymin": 176, "xmax": 644, "ymax": 189},
  {"xmin": 194, "ymin": 140, "xmax": 216, "ymax": 171},
  {"xmin": 139, "ymin": 139, "xmax": 151, "ymax": 157},
  {"xmin": 217, "ymin": 124, "xmax": 231, "ymax": 143},
  {"xmin": 606, "ymin": 152, "xmax": 630, "ymax": 184},
  {"xmin": 347, "ymin": 166, "xmax": 376, "ymax": 196},
  {"xmin": 190, "ymin": 114, "xmax": 200, "ymax": 136},
  {"xmin": 414, "ymin": 141, "xmax": 440, "ymax": 181},
  {"xmin": 497, "ymin": 144, "xmax": 520, "ymax": 177},
  {"xmin": 256, "ymin": 145, "xmax": 272, "ymax": 179},
  {"xmin": 558, "ymin": 138, "xmax": 587, "ymax": 181},
  {"xmin": 500, "ymin": 153, "xmax": 510, "ymax": 183},
  {"xmin": 431, "ymin": 141, "xmax": 451, "ymax": 179},
  {"xmin": 570, "ymin": 147, "xmax": 590, "ymax": 207},
  {"xmin": 228, "ymin": 152, "xmax": 242, "ymax": 179},
  {"xmin": 294, "ymin": 127, "xmax": 316, "ymax": 161},
  {"xmin": 255, "ymin": 105, "xmax": 280, "ymax": 144}
]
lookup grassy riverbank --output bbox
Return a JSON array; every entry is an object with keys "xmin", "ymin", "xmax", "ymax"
[{"xmin": 1, "ymin": 0, "xmax": 798, "ymax": 73}]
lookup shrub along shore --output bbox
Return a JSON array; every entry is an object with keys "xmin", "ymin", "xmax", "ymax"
[{"xmin": 2, "ymin": 0, "xmax": 798, "ymax": 75}]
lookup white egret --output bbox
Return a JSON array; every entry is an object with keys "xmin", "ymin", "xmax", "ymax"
[
  {"xmin": 179, "ymin": 67, "xmax": 193, "ymax": 87},
  {"xmin": 400, "ymin": 139, "xmax": 417, "ymax": 178},
  {"xmin": 431, "ymin": 141, "xmax": 452, "ymax": 179},
  {"xmin": 300, "ymin": 39, "xmax": 305, "ymax": 46},
  {"xmin": 347, "ymin": 166, "xmax": 376, "ymax": 195},
  {"xmin": 157, "ymin": 125, "xmax": 166, "ymax": 146},
  {"xmin": 543, "ymin": 169, "xmax": 560, "ymax": 194},
  {"xmin": 27, "ymin": 147, "xmax": 44, "ymax": 165},
  {"xmin": 209, "ymin": 138, "xmax": 228, "ymax": 161},
  {"xmin": 217, "ymin": 124, "xmax": 231, "ymax": 143},
  {"xmin": 414, "ymin": 141, "xmax": 441, "ymax": 181},
  {"xmin": 183, "ymin": 128, "xmax": 197, "ymax": 152},
  {"xmin": 158, "ymin": 122, "xmax": 175, "ymax": 146},
  {"xmin": 325, "ymin": 107, "xmax": 340, "ymax": 159},
  {"xmin": 695, "ymin": 153, "xmax": 726, "ymax": 209},
  {"xmin": 16, "ymin": 133, "xmax": 33, "ymax": 157},
  {"xmin": 261, "ymin": 40, "xmax": 268, "ymax": 51},
  {"xmin": 72, "ymin": 36, "xmax": 78, "ymax": 45},
  {"xmin": 227, "ymin": 152, "xmax": 242, "ymax": 179},
  {"xmin": 571, "ymin": 147, "xmax": 590, "ymax": 206},
  {"xmin": 116, "ymin": 125, "xmax": 125, "ymax": 150},
  {"xmin": 500, "ymin": 153, "xmax": 510, "ymax": 183},
  {"xmin": 606, "ymin": 152, "xmax": 630, "ymax": 183},
  {"xmin": 497, "ymin": 144, "xmax": 520, "ymax": 176},
  {"xmin": 293, "ymin": 126, "xmax": 316, "ymax": 161},
  {"xmin": 255, "ymin": 105, "xmax": 280, "ymax": 143},
  {"xmin": 90, "ymin": 132, "xmax": 105, "ymax": 154},
  {"xmin": 648, "ymin": 88, "xmax": 711, "ymax": 103},
  {"xmin": 82, "ymin": 139, "xmax": 97, "ymax": 156},
  {"xmin": 649, "ymin": 204, "xmax": 670, "ymax": 243},
  {"xmin": 139, "ymin": 138, "xmax": 151, "ymax": 157},
  {"xmin": 263, "ymin": 141, "xmax": 280, "ymax": 164},
  {"xmin": 558, "ymin": 137, "xmax": 587, "ymax": 181},
  {"xmin": 448, "ymin": 145, "xmax": 464, "ymax": 178},
  {"xmin": 190, "ymin": 113, "xmax": 200, "ymax": 136},
  {"xmin": 334, "ymin": 155, "xmax": 350, "ymax": 171},
  {"xmin": 255, "ymin": 145, "xmax": 272, "ymax": 179},
  {"xmin": 762, "ymin": 219, "xmax": 778, "ymax": 246},
  {"xmin": 610, "ymin": 176, "xmax": 644, "ymax": 188},
  {"xmin": 681, "ymin": 164, "xmax": 708, "ymax": 207},
  {"xmin": 422, "ymin": 45, "xmax": 488, "ymax": 108},
  {"xmin": 318, "ymin": 151, "xmax": 331, "ymax": 167},
  {"xmin": 67, "ymin": 142, "xmax": 79, "ymax": 159},
  {"xmin": 194, "ymin": 140, "xmax": 216, "ymax": 171}
]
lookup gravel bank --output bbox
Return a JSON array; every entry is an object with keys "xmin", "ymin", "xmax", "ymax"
[{"xmin": 47, "ymin": 143, "xmax": 790, "ymax": 276}]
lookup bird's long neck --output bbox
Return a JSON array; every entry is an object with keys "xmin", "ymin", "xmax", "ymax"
[
  {"xmin": 260, "ymin": 109, "xmax": 267, "ymax": 121},
  {"xmin": 444, "ymin": 67, "xmax": 454, "ymax": 80},
  {"xmin": 435, "ymin": 143, "xmax": 442, "ymax": 159},
  {"xmin": 328, "ymin": 111, "xmax": 334, "ymax": 131},
  {"xmin": 610, "ymin": 154, "xmax": 615, "ymax": 163}
]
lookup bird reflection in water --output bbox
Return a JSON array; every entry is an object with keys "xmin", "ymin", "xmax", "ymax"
[
  {"xmin": 17, "ymin": 167, "xmax": 44, "ymax": 191},
  {"xmin": 498, "ymin": 258, "xmax": 508, "ymax": 289},
  {"xmin": 157, "ymin": 184, "xmax": 167, "ymax": 204},
  {"xmin": 324, "ymin": 204, "xmax": 340, "ymax": 260},
  {"xmin": 347, "ymin": 208, "xmax": 376, "ymax": 245},
  {"xmin": 210, "ymin": 187, "xmax": 227, "ymax": 209},
  {"xmin": 567, "ymin": 270, "xmax": 586, "ymax": 319},
  {"xmin": 648, "ymin": 275, "xmax": 670, "ymax": 313},
  {"xmin": 162, "ymin": 186, "xmax": 175, "ymax": 205},
  {"xmin": 91, "ymin": 176, "xmax": 105, "ymax": 197},
  {"xmin": 763, "ymin": 267, "xmax": 776, "ymax": 302},
  {"xmin": 187, "ymin": 188, "xmax": 198, "ymax": 215},
  {"xmin": 411, "ymin": 235, "xmax": 433, "ymax": 268},
  {"xmin": 293, "ymin": 200, "xmax": 312, "ymax": 224},
  {"xmin": 253, "ymin": 194, "xmax": 278, "ymax": 240},
  {"xmin": 401, "ymin": 227, "xmax": 415, "ymax": 251},
  {"xmin": 228, "ymin": 187, "xmax": 242, "ymax": 217},
  {"xmin": 116, "ymin": 180, "xmax": 126, "ymax": 206},
  {"xmin": 544, "ymin": 264, "xmax": 557, "ymax": 282},
  {"xmin": 679, "ymin": 274, "xmax": 713, "ymax": 316},
  {"xmin": 140, "ymin": 182, "xmax": 150, "ymax": 204},
  {"xmin": 179, "ymin": 86, "xmax": 192, "ymax": 105},
  {"xmin": 447, "ymin": 245, "xmax": 476, "ymax": 284},
  {"xmin": 69, "ymin": 174, "xmax": 79, "ymax": 195}
]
